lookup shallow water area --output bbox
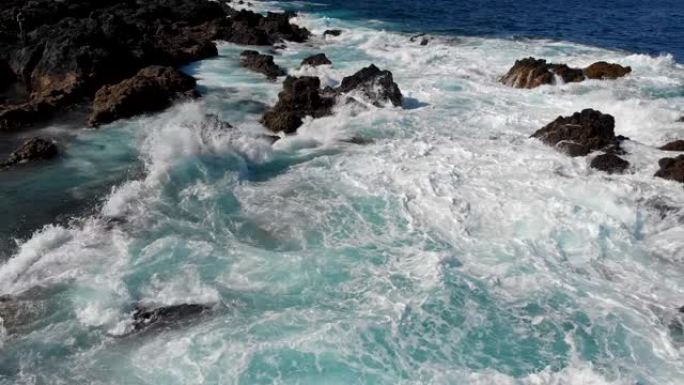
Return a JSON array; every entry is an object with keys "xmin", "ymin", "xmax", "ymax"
[{"xmin": 0, "ymin": 1, "xmax": 683, "ymax": 384}]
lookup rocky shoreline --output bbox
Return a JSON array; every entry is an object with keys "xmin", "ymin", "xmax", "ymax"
[{"xmin": 0, "ymin": 0, "xmax": 683, "ymax": 342}]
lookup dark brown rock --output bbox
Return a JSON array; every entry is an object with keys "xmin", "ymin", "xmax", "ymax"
[
  {"xmin": 261, "ymin": 76, "xmax": 334, "ymax": 133},
  {"xmin": 502, "ymin": 57, "xmax": 631, "ymax": 88},
  {"xmin": 337, "ymin": 64, "xmax": 403, "ymax": 107},
  {"xmin": 590, "ymin": 153, "xmax": 629, "ymax": 174},
  {"xmin": 240, "ymin": 50, "xmax": 286, "ymax": 79},
  {"xmin": 301, "ymin": 53, "xmax": 332, "ymax": 67},
  {"xmin": 532, "ymin": 109, "xmax": 616, "ymax": 157},
  {"xmin": 500, "ymin": 57, "xmax": 585, "ymax": 88},
  {"xmin": 1, "ymin": 137, "xmax": 58, "ymax": 167},
  {"xmin": 655, "ymin": 155, "xmax": 684, "ymax": 184},
  {"xmin": 659, "ymin": 140, "xmax": 684, "ymax": 152},
  {"xmin": 131, "ymin": 303, "xmax": 212, "ymax": 332},
  {"xmin": 584, "ymin": 61, "xmax": 632, "ymax": 80},
  {"xmin": 89, "ymin": 66, "xmax": 197, "ymax": 127}
]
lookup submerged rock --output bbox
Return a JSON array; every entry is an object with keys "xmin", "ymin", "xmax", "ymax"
[
  {"xmin": 660, "ymin": 140, "xmax": 684, "ymax": 152},
  {"xmin": 590, "ymin": 153, "xmax": 630, "ymax": 174},
  {"xmin": 1, "ymin": 137, "xmax": 58, "ymax": 167},
  {"xmin": 584, "ymin": 61, "xmax": 632, "ymax": 79},
  {"xmin": 131, "ymin": 303, "xmax": 212, "ymax": 332},
  {"xmin": 655, "ymin": 155, "xmax": 684, "ymax": 184},
  {"xmin": 337, "ymin": 64, "xmax": 403, "ymax": 107},
  {"xmin": 301, "ymin": 53, "xmax": 332, "ymax": 67},
  {"xmin": 501, "ymin": 57, "xmax": 630, "ymax": 88},
  {"xmin": 89, "ymin": 66, "xmax": 197, "ymax": 127},
  {"xmin": 532, "ymin": 109, "xmax": 616, "ymax": 157},
  {"xmin": 323, "ymin": 29, "xmax": 342, "ymax": 37},
  {"xmin": 261, "ymin": 76, "xmax": 334, "ymax": 133},
  {"xmin": 240, "ymin": 50, "xmax": 286, "ymax": 79}
]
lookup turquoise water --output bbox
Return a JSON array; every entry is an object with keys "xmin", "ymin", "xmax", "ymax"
[{"xmin": 1, "ymin": 2, "xmax": 684, "ymax": 384}]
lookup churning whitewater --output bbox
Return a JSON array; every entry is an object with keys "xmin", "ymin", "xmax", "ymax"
[{"xmin": 1, "ymin": 1, "xmax": 684, "ymax": 384}]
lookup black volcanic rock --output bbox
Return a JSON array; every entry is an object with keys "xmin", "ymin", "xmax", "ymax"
[
  {"xmin": 532, "ymin": 109, "xmax": 616, "ymax": 157},
  {"xmin": 131, "ymin": 303, "xmax": 212, "ymax": 332},
  {"xmin": 584, "ymin": 61, "xmax": 632, "ymax": 79},
  {"xmin": 301, "ymin": 53, "xmax": 332, "ymax": 67},
  {"xmin": 261, "ymin": 64, "xmax": 404, "ymax": 133},
  {"xmin": 590, "ymin": 153, "xmax": 630, "ymax": 174},
  {"xmin": 89, "ymin": 66, "xmax": 197, "ymax": 126},
  {"xmin": 323, "ymin": 29, "xmax": 342, "ymax": 37},
  {"xmin": 261, "ymin": 76, "xmax": 334, "ymax": 133},
  {"xmin": 337, "ymin": 64, "xmax": 403, "ymax": 107},
  {"xmin": 655, "ymin": 155, "xmax": 684, "ymax": 184},
  {"xmin": 0, "ymin": 0, "xmax": 312, "ymax": 130},
  {"xmin": 1, "ymin": 137, "xmax": 58, "ymax": 167},
  {"xmin": 240, "ymin": 50, "xmax": 286, "ymax": 79}
]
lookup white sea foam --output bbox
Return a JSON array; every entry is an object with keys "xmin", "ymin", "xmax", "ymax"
[{"xmin": 1, "ymin": 2, "xmax": 683, "ymax": 384}]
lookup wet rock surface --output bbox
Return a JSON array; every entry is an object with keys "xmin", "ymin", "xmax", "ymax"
[
  {"xmin": 590, "ymin": 153, "xmax": 630, "ymax": 174},
  {"xmin": 532, "ymin": 109, "xmax": 617, "ymax": 156},
  {"xmin": 131, "ymin": 303, "xmax": 213, "ymax": 332},
  {"xmin": 301, "ymin": 53, "xmax": 332, "ymax": 67},
  {"xmin": 0, "ymin": 0, "xmax": 311, "ymax": 130},
  {"xmin": 659, "ymin": 140, "xmax": 684, "ymax": 152},
  {"xmin": 89, "ymin": 66, "xmax": 197, "ymax": 127},
  {"xmin": 655, "ymin": 155, "xmax": 684, "ymax": 184},
  {"xmin": 240, "ymin": 50, "xmax": 286, "ymax": 79},
  {"xmin": 337, "ymin": 64, "xmax": 403, "ymax": 107},
  {"xmin": 1, "ymin": 137, "xmax": 58, "ymax": 167},
  {"xmin": 501, "ymin": 57, "xmax": 631, "ymax": 89}
]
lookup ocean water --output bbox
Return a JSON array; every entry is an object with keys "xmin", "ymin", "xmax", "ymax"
[{"xmin": 1, "ymin": 1, "xmax": 684, "ymax": 384}]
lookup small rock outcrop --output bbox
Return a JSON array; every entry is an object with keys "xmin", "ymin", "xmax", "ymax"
[
  {"xmin": 590, "ymin": 153, "xmax": 630, "ymax": 174},
  {"xmin": 337, "ymin": 65, "xmax": 403, "ymax": 107},
  {"xmin": 131, "ymin": 303, "xmax": 212, "ymax": 332},
  {"xmin": 301, "ymin": 53, "xmax": 332, "ymax": 67},
  {"xmin": 240, "ymin": 51, "xmax": 286, "ymax": 79},
  {"xmin": 531, "ymin": 109, "xmax": 617, "ymax": 157},
  {"xmin": 660, "ymin": 140, "xmax": 684, "ymax": 152},
  {"xmin": 584, "ymin": 61, "xmax": 632, "ymax": 79},
  {"xmin": 500, "ymin": 58, "xmax": 585, "ymax": 88},
  {"xmin": 261, "ymin": 76, "xmax": 335, "ymax": 133},
  {"xmin": 1, "ymin": 137, "xmax": 58, "ymax": 168},
  {"xmin": 501, "ymin": 57, "xmax": 631, "ymax": 89},
  {"xmin": 261, "ymin": 64, "xmax": 403, "ymax": 134},
  {"xmin": 655, "ymin": 155, "xmax": 684, "ymax": 184},
  {"xmin": 323, "ymin": 29, "xmax": 342, "ymax": 37},
  {"xmin": 89, "ymin": 66, "xmax": 197, "ymax": 127}
]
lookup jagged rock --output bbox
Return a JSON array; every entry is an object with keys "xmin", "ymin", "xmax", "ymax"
[
  {"xmin": 1, "ymin": 137, "xmax": 58, "ymax": 167},
  {"xmin": 240, "ymin": 50, "xmax": 286, "ymax": 79},
  {"xmin": 590, "ymin": 153, "xmax": 629, "ymax": 174},
  {"xmin": 0, "ymin": 0, "xmax": 313, "ymax": 130},
  {"xmin": 532, "ymin": 109, "xmax": 616, "ymax": 157},
  {"xmin": 501, "ymin": 57, "xmax": 630, "ymax": 88},
  {"xmin": 584, "ymin": 61, "xmax": 632, "ymax": 79},
  {"xmin": 223, "ymin": 9, "xmax": 310, "ymax": 46},
  {"xmin": 337, "ymin": 64, "xmax": 403, "ymax": 107},
  {"xmin": 655, "ymin": 155, "xmax": 684, "ymax": 184},
  {"xmin": 261, "ymin": 76, "xmax": 334, "ymax": 133},
  {"xmin": 89, "ymin": 66, "xmax": 197, "ymax": 126},
  {"xmin": 660, "ymin": 140, "xmax": 684, "ymax": 152},
  {"xmin": 409, "ymin": 34, "xmax": 429, "ymax": 46},
  {"xmin": 0, "ymin": 295, "xmax": 48, "ymax": 334},
  {"xmin": 131, "ymin": 303, "xmax": 212, "ymax": 332},
  {"xmin": 323, "ymin": 29, "xmax": 342, "ymax": 37},
  {"xmin": 301, "ymin": 53, "xmax": 332, "ymax": 67},
  {"xmin": 500, "ymin": 57, "xmax": 584, "ymax": 88},
  {"xmin": 261, "ymin": 65, "xmax": 403, "ymax": 133}
]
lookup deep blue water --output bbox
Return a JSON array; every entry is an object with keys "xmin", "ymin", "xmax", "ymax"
[{"xmin": 294, "ymin": 0, "xmax": 684, "ymax": 61}]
